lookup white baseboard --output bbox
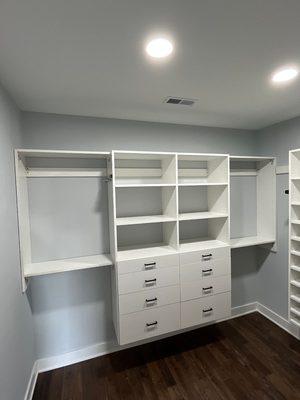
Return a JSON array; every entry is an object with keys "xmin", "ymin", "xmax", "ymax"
[
  {"xmin": 28, "ymin": 302, "xmax": 299, "ymax": 398},
  {"xmin": 24, "ymin": 361, "xmax": 38, "ymax": 400}
]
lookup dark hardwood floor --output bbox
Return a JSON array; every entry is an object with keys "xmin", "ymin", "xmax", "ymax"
[{"xmin": 33, "ymin": 313, "xmax": 300, "ymax": 400}]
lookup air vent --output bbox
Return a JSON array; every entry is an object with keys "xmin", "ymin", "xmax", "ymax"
[{"xmin": 164, "ymin": 97, "xmax": 197, "ymax": 106}]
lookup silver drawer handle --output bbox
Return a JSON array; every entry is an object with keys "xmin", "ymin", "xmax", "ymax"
[
  {"xmin": 145, "ymin": 297, "xmax": 158, "ymax": 303},
  {"xmin": 146, "ymin": 321, "xmax": 158, "ymax": 327},
  {"xmin": 202, "ymin": 286, "xmax": 213, "ymax": 291},
  {"xmin": 203, "ymin": 307, "xmax": 213, "ymax": 313},
  {"xmin": 145, "ymin": 278, "xmax": 157, "ymax": 285},
  {"xmin": 144, "ymin": 262, "xmax": 156, "ymax": 269}
]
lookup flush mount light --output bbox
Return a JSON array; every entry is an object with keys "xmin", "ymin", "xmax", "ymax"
[
  {"xmin": 271, "ymin": 67, "xmax": 299, "ymax": 84},
  {"xmin": 146, "ymin": 38, "xmax": 173, "ymax": 58}
]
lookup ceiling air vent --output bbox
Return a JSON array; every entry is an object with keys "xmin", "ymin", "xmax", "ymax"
[{"xmin": 164, "ymin": 97, "xmax": 197, "ymax": 106}]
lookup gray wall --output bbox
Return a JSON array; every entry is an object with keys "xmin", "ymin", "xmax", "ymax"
[
  {"xmin": 0, "ymin": 86, "xmax": 35, "ymax": 399},
  {"xmin": 256, "ymin": 117, "xmax": 300, "ymax": 318},
  {"xmin": 22, "ymin": 111, "xmax": 260, "ymax": 359}
]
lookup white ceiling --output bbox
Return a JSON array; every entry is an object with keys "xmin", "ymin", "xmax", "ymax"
[{"xmin": 1, "ymin": 0, "xmax": 300, "ymax": 129}]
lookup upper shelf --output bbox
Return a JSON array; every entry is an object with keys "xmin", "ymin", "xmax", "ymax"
[
  {"xmin": 230, "ymin": 236, "xmax": 275, "ymax": 249},
  {"xmin": 178, "ymin": 182, "xmax": 228, "ymax": 187},
  {"xmin": 179, "ymin": 212, "xmax": 228, "ymax": 221},
  {"xmin": 116, "ymin": 215, "xmax": 176, "ymax": 226}
]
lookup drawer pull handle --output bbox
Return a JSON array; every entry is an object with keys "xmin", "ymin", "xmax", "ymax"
[
  {"xmin": 202, "ymin": 268, "xmax": 213, "ymax": 273},
  {"xmin": 202, "ymin": 254, "xmax": 212, "ymax": 259},
  {"xmin": 203, "ymin": 286, "xmax": 213, "ymax": 291},
  {"xmin": 144, "ymin": 262, "xmax": 156, "ymax": 269},
  {"xmin": 145, "ymin": 297, "xmax": 158, "ymax": 303},
  {"xmin": 145, "ymin": 278, "xmax": 157, "ymax": 284},
  {"xmin": 203, "ymin": 308, "xmax": 213, "ymax": 313},
  {"xmin": 146, "ymin": 321, "xmax": 158, "ymax": 327}
]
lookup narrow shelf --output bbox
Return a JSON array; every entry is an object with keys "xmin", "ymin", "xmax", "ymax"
[
  {"xmin": 291, "ymin": 236, "xmax": 300, "ymax": 242},
  {"xmin": 291, "ymin": 294, "xmax": 300, "ymax": 303},
  {"xmin": 116, "ymin": 215, "xmax": 176, "ymax": 226},
  {"xmin": 291, "ymin": 250, "xmax": 300, "ymax": 257},
  {"xmin": 291, "ymin": 220, "xmax": 300, "ymax": 225},
  {"xmin": 290, "ymin": 307, "xmax": 300, "ymax": 317},
  {"xmin": 179, "ymin": 238, "xmax": 229, "ymax": 253},
  {"xmin": 291, "ymin": 177, "xmax": 300, "ymax": 180},
  {"xmin": 24, "ymin": 254, "xmax": 112, "ymax": 277},
  {"xmin": 290, "ymin": 318, "xmax": 300, "ymax": 328},
  {"xmin": 291, "ymin": 279, "xmax": 300, "ymax": 288},
  {"xmin": 291, "ymin": 202, "xmax": 300, "ymax": 206},
  {"xmin": 117, "ymin": 243, "xmax": 177, "ymax": 261},
  {"xmin": 179, "ymin": 212, "xmax": 228, "ymax": 221},
  {"xmin": 115, "ymin": 183, "xmax": 176, "ymax": 188},
  {"xmin": 230, "ymin": 236, "xmax": 275, "ymax": 249},
  {"xmin": 178, "ymin": 182, "xmax": 228, "ymax": 187},
  {"xmin": 291, "ymin": 265, "xmax": 300, "ymax": 272}
]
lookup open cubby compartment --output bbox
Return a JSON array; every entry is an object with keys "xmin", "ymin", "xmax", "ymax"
[
  {"xmin": 115, "ymin": 186, "xmax": 177, "ymax": 225},
  {"xmin": 178, "ymin": 184, "xmax": 229, "ymax": 221},
  {"xmin": 179, "ymin": 217, "xmax": 229, "ymax": 251},
  {"xmin": 177, "ymin": 153, "xmax": 229, "ymax": 185},
  {"xmin": 15, "ymin": 149, "xmax": 112, "ymax": 291},
  {"xmin": 113, "ymin": 151, "xmax": 177, "ymax": 186},
  {"xmin": 230, "ymin": 156, "xmax": 276, "ymax": 249},
  {"xmin": 290, "ymin": 149, "xmax": 300, "ymax": 179},
  {"xmin": 116, "ymin": 221, "xmax": 178, "ymax": 260}
]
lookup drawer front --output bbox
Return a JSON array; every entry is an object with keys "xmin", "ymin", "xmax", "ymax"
[
  {"xmin": 181, "ymin": 292, "xmax": 231, "ymax": 329},
  {"xmin": 118, "ymin": 266, "xmax": 179, "ymax": 294},
  {"xmin": 180, "ymin": 258, "xmax": 230, "ymax": 282},
  {"xmin": 117, "ymin": 254, "xmax": 179, "ymax": 274},
  {"xmin": 181, "ymin": 275, "xmax": 231, "ymax": 301},
  {"xmin": 180, "ymin": 247, "xmax": 230, "ymax": 266},
  {"xmin": 119, "ymin": 285, "xmax": 180, "ymax": 315},
  {"xmin": 119, "ymin": 303, "xmax": 180, "ymax": 345}
]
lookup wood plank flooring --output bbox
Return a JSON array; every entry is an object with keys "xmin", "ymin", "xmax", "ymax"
[{"xmin": 33, "ymin": 313, "xmax": 300, "ymax": 400}]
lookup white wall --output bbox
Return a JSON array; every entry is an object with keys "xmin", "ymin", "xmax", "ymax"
[
  {"xmin": 0, "ymin": 85, "xmax": 35, "ymax": 399},
  {"xmin": 22, "ymin": 111, "xmax": 261, "ymax": 359}
]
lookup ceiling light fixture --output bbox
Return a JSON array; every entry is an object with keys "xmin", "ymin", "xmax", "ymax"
[
  {"xmin": 146, "ymin": 38, "xmax": 173, "ymax": 58},
  {"xmin": 271, "ymin": 67, "xmax": 299, "ymax": 84}
]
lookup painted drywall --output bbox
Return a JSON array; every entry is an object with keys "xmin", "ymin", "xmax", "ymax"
[
  {"xmin": 256, "ymin": 117, "xmax": 300, "ymax": 318},
  {"xmin": 21, "ymin": 111, "xmax": 261, "ymax": 359},
  {"xmin": 0, "ymin": 85, "xmax": 35, "ymax": 399}
]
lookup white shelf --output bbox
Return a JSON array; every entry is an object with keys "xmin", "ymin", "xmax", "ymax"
[
  {"xmin": 290, "ymin": 307, "xmax": 300, "ymax": 317},
  {"xmin": 291, "ymin": 236, "xmax": 300, "ymax": 242},
  {"xmin": 178, "ymin": 182, "xmax": 228, "ymax": 187},
  {"xmin": 115, "ymin": 183, "xmax": 176, "ymax": 188},
  {"xmin": 291, "ymin": 220, "xmax": 300, "ymax": 225},
  {"xmin": 291, "ymin": 177, "xmax": 300, "ymax": 180},
  {"xmin": 290, "ymin": 318, "xmax": 300, "ymax": 328},
  {"xmin": 116, "ymin": 215, "xmax": 176, "ymax": 226},
  {"xmin": 117, "ymin": 243, "xmax": 177, "ymax": 261},
  {"xmin": 230, "ymin": 236, "xmax": 275, "ymax": 249},
  {"xmin": 291, "ymin": 250, "xmax": 300, "ymax": 257},
  {"xmin": 24, "ymin": 254, "xmax": 112, "ymax": 277},
  {"xmin": 291, "ymin": 294, "xmax": 300, "ymax": 303},
  {"xmin": 291, "ymin": 202, "xmax": 300, "ymax": 206},
  {"xmin": 230, "ymin": 156, "xmax": 275, "ymax": 162},
  {"xmin": 179, "ymin": 212, "xmax": 228, "ymax": 221},
  {"xmin": 291, "ymin": 279, "xmax": 300, "ymax": 288},
  {"xmin": 291, "ymin": 265, "xmax": 300, "ymax": 272},
  {"xmin": 179, "ymin": 238, "xmax": 229, "ymax": 253}
]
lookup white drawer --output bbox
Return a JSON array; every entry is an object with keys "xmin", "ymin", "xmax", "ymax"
[
  {"xmin": 180, "ymin": 246, "xmax": 230, "ymax": 266},
  {"xmin": 181, "ymin": 292, "xmax": 231, "ymax": 329},
  {"xmin": 117, "ymin": 254, "xmax": 179, "ymax": 274},
  {"xmin": 118, "ymin": 266, "xmax": 179, "ymax": 294},
  {"xmin": 180, "ymin": 258, "xmax": 230, "ymax": 282},
  {"xmin": 181, "ymin": 275, "xmax": 231, "ymax": 301},
  {"xmin": 119, "ymin": 285, "xmax": 180, "ymax": 315},
  {"xmin": 119, "ymin": 303, "xmax": 180, "ymax": 345}
]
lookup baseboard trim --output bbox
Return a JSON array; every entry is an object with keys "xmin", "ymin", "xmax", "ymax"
[
  {"xmin": 29, "ymin": 301, "xmax": 299, "ymax": 398},
  {"xmin": 24, "ymin": 361, "xmax": 38, "ymax": 400}
]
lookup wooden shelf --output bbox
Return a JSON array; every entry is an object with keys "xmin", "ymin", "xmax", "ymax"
[
  {"xmin": 291, "ymin": 279, "xmax": 300, "ymax": 288},
  {"xmin": 230, "ymin": 236, "xmax": 275, "ymax": 249},
  {"xmin": 179, "ymin": 238, "xmax": 229, "ymax": 253},
  {"xmin": 116, "ymin": 215, "xmax": 176, "ymax": 226},
  {"xmin": 24, "ymin": 254, "xmax": 112, "ymax": 277},
  {"xmin": 117, "ymin": 243, "xmax": 177, "ymax": 261},
  {"xmin": 179, "ymin": 212, "xmax": 228, "ymax": 221},
  {"xmin": 178, "ymin": 182, "xmax": 228, "ymax": 187}
]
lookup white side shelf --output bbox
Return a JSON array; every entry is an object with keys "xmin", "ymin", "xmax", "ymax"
[
  {"xmin": 179, "ymin": 212, "xmax": 228, "ymax": 221},
  {"xmin": 178, "ymin": 182, "xmax": 228, "ymax": 187},
  {"xmin": 117, "ymin": 244, "xmax": 177, "ymax": 261},
  {"xmin": 116, "ymin": 215, "xmax": 176, "ymax": 226},
  {"xmin": 230, "ymin": 236, "xmax": 275, "ymax": 249},
  {"xmin": 24, "ymin": 254, "xmax": 112, "ymax": 277},
  {"xmin": 115, "ymin": 183, "xmax": 176, "ymax": 188},
  {"xmin": 180, "ymin": 238, "xmax": 229, "ymax": 253}
]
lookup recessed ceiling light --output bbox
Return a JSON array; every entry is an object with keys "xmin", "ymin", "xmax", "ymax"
[
  {"xmin": 271, "ymin": 67, "xmax": 299, "ymax": 84},
  {"xmin": 146, "ymin": 38, "xmax": 173, "ymax": 58}
]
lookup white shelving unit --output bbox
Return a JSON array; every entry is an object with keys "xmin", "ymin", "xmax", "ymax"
[
  {"xmin": 289, "ymin": 149, "xmax": 300, "ymax": 328},
  {"xmin": 230, "ymin": 156, "xmax": 276, "ymax": 249},
  {"xmin": 15, "ymin": 149, "xmax": 112, "ymax": 291}
]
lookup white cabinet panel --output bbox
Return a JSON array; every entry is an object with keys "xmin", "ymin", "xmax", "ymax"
[
  {"xmin": 181, "ymin": 275, "xmax": 231, "ymax": 301},
  {"xmin": 180, "ymin": 246, "xmax": 230, "ymax": 265},
  {"xmin": 180, "ymin": 258, "xmax": 230, "ymax": 282},
  {"xmin": 117, "ymin": 254, "xmax": 179, "ymax": 274}
]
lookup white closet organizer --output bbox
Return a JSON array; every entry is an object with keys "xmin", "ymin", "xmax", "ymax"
[
  {"xmin": 110, "ymin": 151, "xmax": 231, "ymax": 345},
  {"xmin": 289, "ymin": 149, "xmax": 300, "ymax": 328},
  {"xmin": 230, "ymin": 156, "xmax": 276, "ymax": 249},
  {"xmin": 15, "ymin": 149, "xmax": 112, "ymax": 292}
]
